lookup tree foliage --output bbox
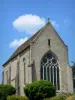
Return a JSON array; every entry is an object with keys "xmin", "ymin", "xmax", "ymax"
[
  {"xmin": 0, "ymin": 84, "xmax": 16, "ymax": 100},
  {"xmin": 24, "ymin": 80, "xmax": 56, "ymax": 100}
]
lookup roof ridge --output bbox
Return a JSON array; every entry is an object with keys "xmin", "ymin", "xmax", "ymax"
[
  {"xmin": 3, "ymin": 20, "xmax": 67, "ymax": 66},
  {"xmin": 48, "ymin": 20, "xmax": 67, "ymax": 47}
]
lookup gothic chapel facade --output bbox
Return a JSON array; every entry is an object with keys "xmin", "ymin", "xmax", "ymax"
[{"xmin": 2, "ymin": 21, "xmax": 73, "ymax": 95}]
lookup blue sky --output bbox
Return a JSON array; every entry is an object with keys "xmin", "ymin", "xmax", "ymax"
[{"xmin": 0, "ymin": 0, "xmax": 74, "ymax": 83}]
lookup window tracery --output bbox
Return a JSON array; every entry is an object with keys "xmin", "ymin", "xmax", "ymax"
[{"xmin": 41, "ymin": 51, "xmax": 60, "ymax": 90}]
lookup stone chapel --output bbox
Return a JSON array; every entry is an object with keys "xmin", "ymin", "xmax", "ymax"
[{"xmin": 2, "ymin": 21, "xmax": 73, "ymax": 95}]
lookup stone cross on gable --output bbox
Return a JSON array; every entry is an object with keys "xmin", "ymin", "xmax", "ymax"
[{"xmin": 48, "ymin": 18, "xmax": 50, "ymax": 22}]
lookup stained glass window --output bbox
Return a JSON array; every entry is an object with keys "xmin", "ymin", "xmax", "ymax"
[{"xmin": 40, "ymin": 51, "xmax": 60, "ymax": 90}]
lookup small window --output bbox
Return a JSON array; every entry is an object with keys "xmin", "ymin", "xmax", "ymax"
[
  {"xmin": 23, "ymin": 57, "xmax": 25, "ymax": 62},
  {"xmin": 48, "ymin": 39, "xmax": 50, "ymax": 46},
  {"xmin": 6, "ymin": 71, "xmax": 8, "ymax": 84},
  {"xmin": 23, "ymin": 57, "xmax": 26, "ymax": 84},
  {"xmin": 9, "ymin": 66, "xmax": 11, "ymax": 78},
  {"xmin": 9, "ymin": 66, "xmax": 11, "ymax": 84}
]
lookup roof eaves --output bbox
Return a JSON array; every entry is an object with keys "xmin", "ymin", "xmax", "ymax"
[
  {"xmin": 2, "ymin": 45, "xmax": 30, "ymax": 67},
  {"xmin": 2, "ymin": 25, "xmax": 44, "ymax": 67}
]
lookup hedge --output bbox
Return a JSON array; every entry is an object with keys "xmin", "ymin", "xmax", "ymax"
[
  {"xmin": 7, "ymin": 95, "xmax": 29, "ymax": 100},
  {"xmin": 44, "ymin": 93, "xmax": 71, "ymax": 100},
  {"xmin": 0, "ymin": 84, "xmax": 16, "ymax": 100},
  {"xmin": 24, "ymin": 80, "xmax": 56, "ymax": 100}
]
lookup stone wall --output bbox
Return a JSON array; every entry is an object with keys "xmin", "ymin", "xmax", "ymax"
[{"xmin": 30, "ymin": 23, "xmax": 73, "ymax": 93}]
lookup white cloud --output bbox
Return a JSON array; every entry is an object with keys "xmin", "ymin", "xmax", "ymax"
[
  {"xmin": 9, "ymin": 37, "xmax": 28, "ymax": 48},
  {"xmin": 64, "ymin": 19, "xmax": 72, "ymax": 25},
  {"xmin": 64, "ymin": 19, "xmax": 69, "ymax": 24},
  {"xmin": 12, "ymin": 14, "xmax": 46, "ymax": 34},
  {"xmin": 51, "ymin": 20, "xmax": 59, "ymax": 28},
  {"xmin": 12, "ymin": 14, "xmax": 59, "ymax": 34},
  {"xmin": 11, "ymin": 15, "xmax": 59, "ymax": 49}
]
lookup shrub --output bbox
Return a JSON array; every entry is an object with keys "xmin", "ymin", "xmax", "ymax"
[
  {"xmin": 0, "ymin": 84, "xmax": 16, "ymax": 100},
  {"xmin": 7, "ymin": 95, "xmax": 28, "ymax": 100},
  {"xmin": 24, "ymin": 80, "xmax": 56, "ymax": 100},
  {"xmin": 44, "ymin": 93, "xmax": 71, "ymax": 100},
  {"xmin": 66, "ymin": 94, "xmax": 75, "ymax": 100},
  {"xmin": 66, "ymin": 96, "xmax": 73, "ymax": 100}
]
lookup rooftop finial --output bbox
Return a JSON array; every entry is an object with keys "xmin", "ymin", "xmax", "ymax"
[{"xmin": 48, "ymin": 18, "xmax": 50, "ymax": 22}]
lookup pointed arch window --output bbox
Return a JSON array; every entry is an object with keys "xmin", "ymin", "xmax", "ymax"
[
  {"xmin": 23, "ymin": 57, "xmax": 26, "ymax": 84},
  {"xmin": 16, "ymin": 61, "xmax": 20, "ymax": 95},
  {"xmin": 40, "ymin": 51, "xmax": 60, "ymax": 90},
  {"xmin": 9, "ymin": 66, "xmax": 11, "ymax": 84},
  {"xmin": 6, "ymin": 71, "xmax": 8, "ymax": 84}
]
